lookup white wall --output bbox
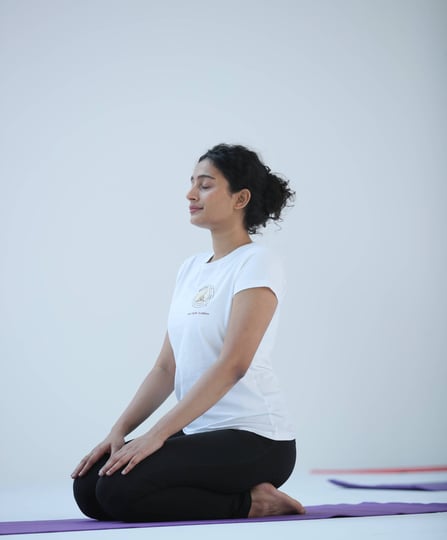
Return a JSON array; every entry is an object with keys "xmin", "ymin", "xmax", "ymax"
[{"xmin": 1, "ymin": 0, "xmax": 446, "ymax": 487}]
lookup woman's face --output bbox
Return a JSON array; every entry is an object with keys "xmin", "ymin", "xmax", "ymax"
[{"xmin": 187, "ymin": 159, "xmax": 246, "ymax": 231}]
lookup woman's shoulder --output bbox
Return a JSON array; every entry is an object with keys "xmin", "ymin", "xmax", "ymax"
[
  {"xmin": 241, "ymin": 241, "xmax": 282, "ymax": 265},
  {"xmin": 182, "ymin": 250, "xmax": 212, "ymax": 266},
  {"xmin": 234, "ymin": 243, "xmax": 285, "ymax": 283},
  {"xmin": 177, "ymin": 243, "xmax": 281, "ymax": 274},
  {"xmin": 175, "ymin": 250, "xmax": 211, "ymax": 278}
]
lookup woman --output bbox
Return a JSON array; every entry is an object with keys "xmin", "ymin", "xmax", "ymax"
[{"xmin": 72, "ymin": 143, "xmax": 304, "ymax": 522}]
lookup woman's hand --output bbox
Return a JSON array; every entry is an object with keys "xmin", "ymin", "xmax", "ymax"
[
  {"xmin": 98, "ymin": 431, "xmax": 165, "ymax": 476},
  {"xmin": 71, "ymin": 431, "xmax": 125, "ymax": 478}
]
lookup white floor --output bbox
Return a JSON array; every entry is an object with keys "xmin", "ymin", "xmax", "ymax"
[{"xmin": 1, "ymin": 471, "xmax": 446, "ymax": 540}]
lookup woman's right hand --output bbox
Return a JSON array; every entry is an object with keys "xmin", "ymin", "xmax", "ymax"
[{"xmin": 71, "ymin": 430, "xmax": 125, "ymax": 478}]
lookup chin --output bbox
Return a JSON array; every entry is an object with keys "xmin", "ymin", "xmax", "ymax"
[
  {"xmin": 191, "ymin": 222, "xmax": 211, "ymax": 230},
  {"xmin": 190, "ymin": 216, "xmax": 207, "ymax": 229}
]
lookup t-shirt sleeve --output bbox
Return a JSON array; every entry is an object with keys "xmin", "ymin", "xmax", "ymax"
[{"xmin": 233, "ymin": 247, "xmax": 285, "ymax": 301}]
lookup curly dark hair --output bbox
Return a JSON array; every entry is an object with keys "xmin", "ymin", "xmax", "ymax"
[{"xmin": 198, "ymin": 143, "xmax": 295, "ymax": 234}]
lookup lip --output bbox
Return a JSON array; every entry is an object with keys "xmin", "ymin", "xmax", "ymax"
[{"xmin": 189, "ymin": 206, "xmax": 202, "ymax": 214}]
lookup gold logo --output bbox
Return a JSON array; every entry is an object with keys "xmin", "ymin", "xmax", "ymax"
[{"xmin": 192, "ymin": 285, "xmax": 215, "ymax": 308}]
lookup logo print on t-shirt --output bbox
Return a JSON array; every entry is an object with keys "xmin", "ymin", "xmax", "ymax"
[{"xmin": 192, "ymin": 285, "xmax": 214, "ymax": 308}]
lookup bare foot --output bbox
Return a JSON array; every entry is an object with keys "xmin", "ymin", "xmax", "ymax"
[{"xmin": 248, "ymin": 482, "xmax": 305, "ymax": 517}]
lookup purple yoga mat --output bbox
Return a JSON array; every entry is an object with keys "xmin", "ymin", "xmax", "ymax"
[
  {"xmin": 329, "ymin": 479, "xmax": 447, "ymax": 491},
  {"xmin": 1, "ymin": 502, "xmax": 447, "ymax": 535}
]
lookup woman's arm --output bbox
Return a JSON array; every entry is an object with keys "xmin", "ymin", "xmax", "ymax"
[
  {"xmin": 99, "ymin": 287, "xmax": 277, "ymax": 476},
  {"xmin": 110, "ymin": 333, "xmax": 176, "ymax": 436},
  {"xmin": 71, "ymin": 333, "xmax": 175, "ymax": 477}
]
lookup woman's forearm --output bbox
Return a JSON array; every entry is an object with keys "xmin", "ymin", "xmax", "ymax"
[
  {"xmin": 147, "ymin": 358, "xmax": 241, "ymax": 440},
  {"xmin": 111, "ymin": 364, "xmax": 174, "ymax": 437}
]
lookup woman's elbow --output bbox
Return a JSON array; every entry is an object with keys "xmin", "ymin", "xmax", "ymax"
[{"xmin": 228, "ymin": 360, "xmax": 250, "ymax": 384}]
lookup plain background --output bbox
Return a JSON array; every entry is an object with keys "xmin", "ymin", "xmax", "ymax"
[{"xmin": 1, "ymin": 0, "xmax": 446, "ymax": 490}]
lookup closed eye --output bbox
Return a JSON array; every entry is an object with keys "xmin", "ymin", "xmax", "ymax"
[{"xmin": 189, "ymin": 173, "xmax": 216, "ymax": 194}]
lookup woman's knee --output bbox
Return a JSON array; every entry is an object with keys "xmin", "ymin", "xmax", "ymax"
[
  {"xmin": 95, "ymin": 473, "xmax": 155, "ymax": 521},
  {"xmin": 73, "ymin": 475, "xmax": 111, "ymax": 520}
]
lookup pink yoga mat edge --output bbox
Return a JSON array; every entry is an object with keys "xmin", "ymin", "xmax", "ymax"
[
  {"xmin": 329, "ymin": 478, "xmax": 447, "ymax": 491},
  {"xmin": 311, "ymin": 465, "xmax": 447, "ymax": 474}
]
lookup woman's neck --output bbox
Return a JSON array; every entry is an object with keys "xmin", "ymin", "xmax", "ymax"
[{"xmin": 210, "ymin": 227, "xmax": 252, "ymax": 262}]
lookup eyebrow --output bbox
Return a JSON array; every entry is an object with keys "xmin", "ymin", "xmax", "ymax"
[{"xmin": 190, "ymin": 174, "xmax": 216, "ymax": 181}]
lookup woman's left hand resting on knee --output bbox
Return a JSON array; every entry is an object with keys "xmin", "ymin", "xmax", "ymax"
[
  {"xmin": 98, "ymin": 430, "xmax": 165, "ymax": 476},
  {"xmin": 73, "ymin": 288, "xmax": 277, "ymax": 478},
  {"xmin": 71, "ymin": 430, "xmax": 125, "ymax": 478}
]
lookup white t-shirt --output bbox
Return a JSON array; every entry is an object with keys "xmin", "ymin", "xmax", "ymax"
[{"xmin": 167, "ymin": 242, "xmax": 295, "ymax": 440}]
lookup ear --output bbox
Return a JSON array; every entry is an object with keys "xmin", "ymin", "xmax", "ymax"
[{"xmin": 234, "ymin": 188, "xmax": 251, "ymax": 210}]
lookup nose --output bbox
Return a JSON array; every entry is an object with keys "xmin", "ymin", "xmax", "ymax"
[{"xmin": 186, "ymin": 183, "xmax": 199, "ymax": 201}]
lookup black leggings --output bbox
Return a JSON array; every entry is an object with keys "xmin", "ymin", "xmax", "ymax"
[{"xmin": 73, "ymin": 429, "xmax": 296, "ymax": 522}]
